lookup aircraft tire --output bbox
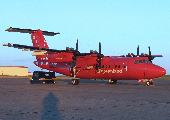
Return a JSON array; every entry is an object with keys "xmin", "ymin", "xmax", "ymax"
[
  {"xmin": 110, "ymin": 80, "xmax": 117, "ymax": 84},
  {"xmin": 110, "ymin": 81, "xmax": 114, "ymax": 84},
  {"xmin": 72, "ymin": 79, "xmax": 79, "ymax": 85},
  {"xmin": 146, "ymin": 81, "xmax": 150, "ymax": 86}
]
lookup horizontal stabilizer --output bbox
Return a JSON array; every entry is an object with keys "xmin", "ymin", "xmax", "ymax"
[{"xmin": 5, "ymin": 27, "xmax": 60, "ymax": 36}]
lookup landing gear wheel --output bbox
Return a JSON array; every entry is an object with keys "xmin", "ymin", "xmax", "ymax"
[
  {"xmin": 42, "ymin": 81, "xmax": 45, "ymax": 84},
  {"xmin": 146, "ymin": 81, "xmax": 151, "ymax": 86},
  {"xmin": 72, "ymin": 79, "xmax": 79, "ymax": 85},
  {"xmin": 109, "ymin": 80, "xmax": 117, "ymax": 84}
]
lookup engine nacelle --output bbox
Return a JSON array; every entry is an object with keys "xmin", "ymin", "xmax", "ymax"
[{"xmin": 76, "ymin": 55, "xmax": 98, "ymax": 68}]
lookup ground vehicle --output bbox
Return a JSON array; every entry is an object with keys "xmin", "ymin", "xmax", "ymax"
[{"xmin": 30, "ymin": 71, "xmax": 58, "ymax": 84}]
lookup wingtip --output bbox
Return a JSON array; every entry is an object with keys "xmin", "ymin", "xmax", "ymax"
[
  {"xmin": 5, "ymin": 27, "xmax": 12, "ymax": 31},
  {"xmin": 2, "ymin": 43, "xmax": 8, "ymax": 46}
]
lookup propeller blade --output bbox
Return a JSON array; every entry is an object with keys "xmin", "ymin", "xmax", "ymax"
[
  {"xmin": 148, "ymin": 46, "xmax": 153, "ymax": 63},
  {"xmin": 76, "ymin": 38, "xmax": 78, "ymax": 51},
  {"xmin": 148, "ymin": 46, "xmax": 151, "ymax": 56},
  {"xmin": 137, "ymin": 45, "xmax": 139, "ymax": 56},
  {"xmin": 99, "ymin": 42, "xmax": 101, "ymax": 54},
  {"xmin": 98, "ymin": 42, "xmax": 102, "ymax": 69}
]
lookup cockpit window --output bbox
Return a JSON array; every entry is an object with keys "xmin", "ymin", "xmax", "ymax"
[
  {"xmin": 134, "ymin": 59, "xmax": 150, "ymax": 64},
  {"xmin": 143, "ymin": 60, "xmax": 150, "ymax": 63}
]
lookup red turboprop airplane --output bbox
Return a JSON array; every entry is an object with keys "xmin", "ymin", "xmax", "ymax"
[{"xmin": 3, "ymin": 27, "xmax": 166, "ymax": 86}]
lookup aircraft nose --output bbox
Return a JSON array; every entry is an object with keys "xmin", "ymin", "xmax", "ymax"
[
  {"xmin": 160, "ymin": 67, "xmax": 166, "ymax": 76},
  {"xmin": 147, "ymin": 65, "xmax": 166, "ymax": 78}
]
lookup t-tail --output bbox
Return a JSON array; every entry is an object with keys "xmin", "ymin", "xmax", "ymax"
[
  {"xmin": 31, "ymin": 29, "xmax": 49, "ymax": 49},
  {"xmin": 4, "ymin": 27, "xmax": 60, "ymax": 57},
  {"xmin": 5, "ymin": 27, "xmax": 60, "ymax": 48}
]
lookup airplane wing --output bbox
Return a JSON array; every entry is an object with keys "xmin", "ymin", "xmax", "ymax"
[
  {"xmin": 151, "ymin": 55, "xmax": 163, "ymax": 58},
  {"xmin": 120, "ymin": 54, "xmax": 163, "ymax": 58},
  {"xmin": 2, "ymin": 41, "xmax": 104, "ymax": 60},
  {"xmin": 2, "ymin": 43, "xmax": 99, "ymax": 55},
  {"xmin": 2, "ymin": 43, "xmax": 77, "ymax": 56},
  {"xmin": 2, "ymin": 43, "xmax": 39, "ymax": 51}
]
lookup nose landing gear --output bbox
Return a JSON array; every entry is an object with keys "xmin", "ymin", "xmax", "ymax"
[{"xmin": 146, "ymin": 79, "xmax": 154, "ymax": 86}]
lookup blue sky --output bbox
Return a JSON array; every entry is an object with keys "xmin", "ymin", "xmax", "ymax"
[{"xmin": 0, "ymin": 0, "xmax": 170, "ymax": 74}]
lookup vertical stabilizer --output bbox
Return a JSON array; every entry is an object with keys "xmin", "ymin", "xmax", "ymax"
[{"xmin": 31, "ymin": 29, "xmax": 49, "ymax": 48}]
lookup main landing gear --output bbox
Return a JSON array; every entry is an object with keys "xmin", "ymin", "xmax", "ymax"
[
  {"xmin": 72, "ymin": 67, "xmax": 80, "ymax": 85},
  {"xmin": 146, "ymin": 79, "xmax": 154, "ymax": 86},
  {"xmin": 109, "ymin": 79, "xmax": 117, "ymax": 84},
  {"xmin": 72, "ymin": 78, "xmax": 80, "ymax": 85}
]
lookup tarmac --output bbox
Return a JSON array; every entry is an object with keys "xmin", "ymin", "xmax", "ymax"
[{"xmin": 0, "ymin": 78, "xmax": 170, "ymax": 120}]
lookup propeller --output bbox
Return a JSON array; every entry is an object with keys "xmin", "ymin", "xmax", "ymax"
[
  {"xmin": 137, "ymin": 45, "xmax": 154, "ymax": 62},
  {"xmin": 148, "ymin": 46, "xmax": 153, "ymax": 63},
  {"xmin": 72, "ymin": 40, "xmax": 104, "ymax": 70},
  {"xmin": 72, "ymin": 39, "xmax": 80, "ymax": 60},
  {"xmin": 97, "ymin": 42, "xmax": 104, "ymax": 69},
  {"xmin": 72, "ymin": 39, "xmax": 79, "ymax": 78}
]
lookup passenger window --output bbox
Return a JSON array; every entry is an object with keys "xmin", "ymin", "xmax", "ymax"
[
  {"xmin": 139, "ymin": 60, "xmax": 143, "ymax": 64},
  {"xmin": 134, "ymin": 60, "xmax": 138, "ymax": 64},
  {"xmin": 109, "ymin": 65, "xmax": 110, "ymax": 68},
  {"xmin": 118, "ymin": 65, "xmax": 120, "ymax": 68},
  {"xmin": 124, "ymin": 65, "xmax": 126, "ymax": 68},
  {"xmin": 102, "ymin": 65, "xmax": 104, "ymax": 68},
  {"xmin": 106, "ymin": 65, "xmax": 107, "ymax": 68},
  {"xmin": 115, "ymin": 65, "xmax": 117, "ymax": 68}
]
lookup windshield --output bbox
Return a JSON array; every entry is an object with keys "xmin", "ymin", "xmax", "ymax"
[
  {"xmin": 143, "ymin": 60, "xmax": 150, "ymax": 63},
  {"xmin": 134, "ymin": 60, "xmax": 150, "ymax": 64}
]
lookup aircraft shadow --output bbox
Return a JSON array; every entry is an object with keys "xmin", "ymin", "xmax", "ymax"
[{"xmin": 41, "ymin": 92, "xmax": 62, "ymax": 120}]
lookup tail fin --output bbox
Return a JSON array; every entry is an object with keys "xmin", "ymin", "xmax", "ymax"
[
  {"xmin": 31, "ymin": 29, "xmax": 49, "ymax": 48},
  {"xmin": 5, "ymin": 27, "xmax": 60, "ymax": 49}
]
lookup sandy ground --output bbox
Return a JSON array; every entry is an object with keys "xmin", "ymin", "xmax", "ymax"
[{"xmin": 0, "ymin": 78, "xmax": 170, "ymax": 120}]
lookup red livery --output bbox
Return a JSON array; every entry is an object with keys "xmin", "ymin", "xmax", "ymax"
[{"xmin": 3, "ymin": 27, "xmax": 166, "ymax": 86}]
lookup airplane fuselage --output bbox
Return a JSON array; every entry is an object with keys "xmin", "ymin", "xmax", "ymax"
[{"xmin": 34, "ymin": 55, "xmax": 166, "ymax": 80}]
